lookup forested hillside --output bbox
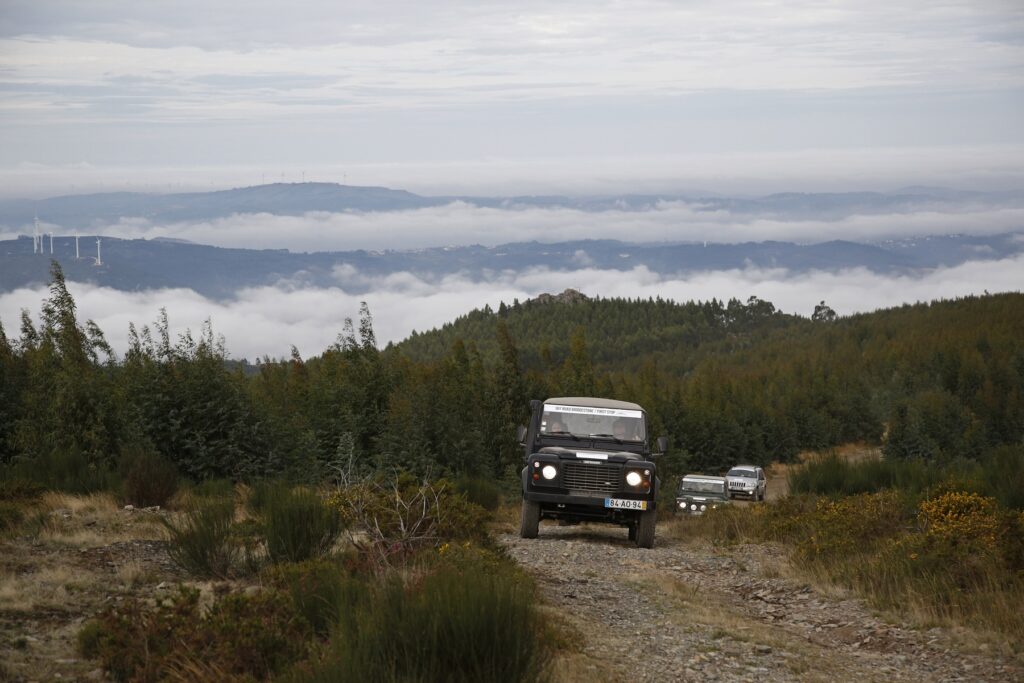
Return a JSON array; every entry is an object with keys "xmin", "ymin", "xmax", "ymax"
[{"xmin": 1, "ymin": 264, "xmax": 1022, "ymax": 490}]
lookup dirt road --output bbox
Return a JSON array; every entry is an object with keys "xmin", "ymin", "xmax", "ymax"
[{"xmin": 500, "ymin": 522, "xmax": 1021, "ymax": 683}]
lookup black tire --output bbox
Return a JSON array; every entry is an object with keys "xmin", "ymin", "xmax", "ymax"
[
  {"xmin": 628, "ymin": 524, "xmax": 637, "ymax": 541},
  {"xmin": 636, "ymin": 509, "xmax": 657, "ymax": 549},
  {"xmin": 519, "ymin": 500, "xmax": 540, "ymax": 539}
]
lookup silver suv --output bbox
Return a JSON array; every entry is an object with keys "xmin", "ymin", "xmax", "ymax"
[{"xmin": 725, "ymin": 465, "xmax": 766, "ymax": 501}]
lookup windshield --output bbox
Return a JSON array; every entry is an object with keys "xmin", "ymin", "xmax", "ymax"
[
  {"xmin": 540, "ymin": 403, "xmax": 646, "ymax": 442},
  {"xmin": 727, "ymin": 468, "xmax": 756, "ymax": 478},
  {"xmin": 679, "ymin": 479, "xmax": 725, "ymax": 494}
]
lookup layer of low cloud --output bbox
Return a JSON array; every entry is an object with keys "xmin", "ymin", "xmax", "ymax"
[
  {"xmin": 2, "ymin": 256, "xmax": 1021, "ymax": 361},
  {"xmin": 4, "ymin": 199, "xmax": 1021, "ymax": 252}
]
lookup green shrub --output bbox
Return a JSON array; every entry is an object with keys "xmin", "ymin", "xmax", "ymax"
[
  {"xmin": 0, "ymin": 501, "xmax": 25, "ymax": 535},
  {"xmin": 268, "ymin": 559, "xmax": 363, "ymax": 636},
  {"xmin": 191, "ymin": 477, "xmax": 236, "ymax": 500},
  {"xmin": 788, "ymin": 447, "xmax": 1024, "ymax": 510},
  {"xmin": 162, "ymin": 498, "xmax": 239, "ymax": 578},
  {"xmin": 76, "ymin": 620, "xmax": 103, "ymax": 660},
  {"xmin": 0, "ymin": 477, "xmax": 45, "ymax": 500},
  {"xmin": 5, "ymin": 447, "xmax": 119, "ymax": 494},
  {"xmin": 792, "ymin": 491, "xmax": 909, "ymax": 567},
  {"xmin": 327, "ymin": 476, "xmax": 488, "ymax": 568},
  {"xmin": 293, "ymin": 549, "xmax": 550, "ymax": 683},
  {"xmin": 247, "ymin": 478, "xmax": 283, "ymax": 515},
  {"xmin": 787, "ymin": 452, "xmax": 948, "ymax": 498},
  {"xmin": 123, "ymin": 450, "xmax": 178, "ymax": 508},
  {"xmin": 453, "ymin": 476, "xmax": 503, "ymax": 511},
  {"xmin": 79, "ymin": 586, "xmax": 310, "ymax": 682},
  {"xmin": 0, "ymin": 478, "xmax": 40, "ymax": 535},
  {"xmin": 979, "ymin": 445, "xmax": 1024, "ymax": 510},
  {"xmin": 263, "ymin": 486, "xmax": 344, "ymax": 564}
]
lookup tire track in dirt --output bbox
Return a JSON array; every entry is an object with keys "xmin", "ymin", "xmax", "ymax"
[{"xmin": 500, "ymin": 524, "xmax": 1022, "ymax": 683}]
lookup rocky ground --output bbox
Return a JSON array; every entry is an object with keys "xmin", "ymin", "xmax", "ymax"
[
  {"xmin": 0, "ymin": 494, "xmax": 187, "ymax": 683},
  {"xmin": 500, "ymin": 520, "xmax": 1023, "ymax": 682},
  {"xmin": 3, "ymin": 488, "xmax": 1021, "ymax": 683}
]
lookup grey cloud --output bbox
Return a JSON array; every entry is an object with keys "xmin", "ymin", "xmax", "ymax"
[
  {"xmin": 2, "ymin": 1, "xmax": 1022, "ymax": 130},
  {"xmin": 8, "ymin": 201, "xmax": 1017, "ymax": 253},
  {"xmin": 3, "ymin": 142, "xmax": 1023, "ymax": 200}
]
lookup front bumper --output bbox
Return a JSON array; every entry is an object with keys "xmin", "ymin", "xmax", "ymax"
[
  {"xmin": 674, "ymin": 498, "xmax": 729, "ymax": 514},
  {"xmin": 524, "ymin": 489, "xmax": 656, "ymax": 521}
]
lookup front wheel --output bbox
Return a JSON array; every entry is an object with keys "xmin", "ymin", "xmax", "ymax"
[
  {"xmin": 519, "ymin": 499, "xmax": 540, "ymax": 539},
  {"xmin": 635, "ymin": 509, "xmax": 657, "ymax": 549}
]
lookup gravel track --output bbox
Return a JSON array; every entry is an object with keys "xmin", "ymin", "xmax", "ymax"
[{"xmin": 500, "ymin": 522, "xmax": 1022, "ymax": 683}]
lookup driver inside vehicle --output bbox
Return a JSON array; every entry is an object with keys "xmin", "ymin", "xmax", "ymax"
[
  {"xmin": 612, "ymin": 418, "xmax": 630, "ymax": 440},
  {"xmin": 547, "ymin": 417, "xmax": 567, "ymax": 433}
]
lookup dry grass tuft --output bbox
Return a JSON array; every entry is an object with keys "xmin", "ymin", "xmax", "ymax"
[
  {"xmin": 490, "ymin": 502, "xmax": 522, "ymax": 535},
  {"xmin": 116, "ymin": 560, "xmax": 155, "ymax": 588},
  {"xmin": 40, "ymin": 491, "xmax": 120, "ymax": 516},
  {"xmin": 0, "ymin": 565, "xmax": 102, "ymax": 612},
  {"xmin": 29, "ymin": 492, "xmax": 166, "ymax": 547}
]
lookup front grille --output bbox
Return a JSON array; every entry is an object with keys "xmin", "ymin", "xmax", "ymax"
[{"xmin": 562, "ymin": 462, "xmax": 622, "ymax": 494}]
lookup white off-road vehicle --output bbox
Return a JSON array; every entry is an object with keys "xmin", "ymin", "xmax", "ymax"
[{"xmin": 725, "ymin": 465, "xmax": 767, "ymax": 501}]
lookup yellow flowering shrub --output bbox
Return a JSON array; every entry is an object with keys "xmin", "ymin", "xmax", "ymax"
[
  {"xmin": 918, "ymin": 491, "xmax": 1004, "ymax": 554},
  {"xmin": 794, "ymin": 490, "xmax": 907, "ymax": 564}
]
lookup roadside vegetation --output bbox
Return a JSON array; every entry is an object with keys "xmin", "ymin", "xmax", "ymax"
[
  {"xmin": 670, "ymin": 447, "xmax": 1024, "ymax": 645},
  {"xmin": 61, "ymin": 476, "xmax": 552, "ymax": 683}
]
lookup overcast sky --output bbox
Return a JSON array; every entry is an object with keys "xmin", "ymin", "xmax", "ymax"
[{"xmin": 1, "ymin": 0, "xmax": 1023, "ymax": 196}]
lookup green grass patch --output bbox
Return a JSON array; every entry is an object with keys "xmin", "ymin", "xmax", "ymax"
[
  {"xmin": 787, "ymin": 445, "xmax": 1024, "ymax": 511},
  {"xmin": 261, "ymin": 484, "xmax": 344, "ymax": 564},
  {"xmin": 291, "ymin": 546, "xmax": 551, "ymax": 683},
  {"xmin": 161, "ymin": 497, "xmax": 240, "ymax": 578},
  {"xmin": 268, "ymin": 559, "xmax": 362, "ymax": 637}
]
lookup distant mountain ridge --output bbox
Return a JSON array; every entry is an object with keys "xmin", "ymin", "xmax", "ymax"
[
  {"xmin": 1, "ymin": 232, "xmax": 1022, "ymax": 299},
  {"xmin": 0, "ymin": 183, "xmax": 434, "ymax": 227},
  {"xmin": 2, "ymin": 182, "xmax": 1022, "ymax": 229}
]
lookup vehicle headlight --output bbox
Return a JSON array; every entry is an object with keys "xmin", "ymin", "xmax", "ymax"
[
  {"xmin": 690, "ymin": 504, "xmax": 697, "ymax": 511},
  {"xmin": 625, "ymin": 471, "xmax": 642, "ymax": 487},
  {"xmin": 700, "ymin": 504, "xmax": 707, "ymax": 511},
  {"xmin": 679, "ymin": 502, "xmax": 686, "ymax": 508},
  {"xmin": 541, "ymin": 465, "xmax": 557, "ymax": 480}
]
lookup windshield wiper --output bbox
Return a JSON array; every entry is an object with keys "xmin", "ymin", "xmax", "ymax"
[
  {"xmin": 546, "ymin": 430, "xmax": 580, "ymax": 440},
  {"xmin": 590, "ymin": 433, "xmax": 623, "ymax": 444}
]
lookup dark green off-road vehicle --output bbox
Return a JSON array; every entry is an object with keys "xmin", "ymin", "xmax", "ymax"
[
  {"xmin": 675, "ymin": 474, "xmax": 731, "ymax": 515},
  {"xmin": 517, "ymin": 397, "xmax": 667, "ymax": 548}
]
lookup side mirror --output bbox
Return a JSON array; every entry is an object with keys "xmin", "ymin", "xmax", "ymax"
[
  {"xmin": 656, "ymin": 435, "xmax": 669, "ymax": 455},
  {"xmin": 515, "ymin": 425, "xmax": 528, "ymax": 445}
]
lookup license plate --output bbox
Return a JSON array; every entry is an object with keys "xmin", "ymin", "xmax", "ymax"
[{"xmin": 604, "ymin": 498, "xmax": 648, "ymax": 510}]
